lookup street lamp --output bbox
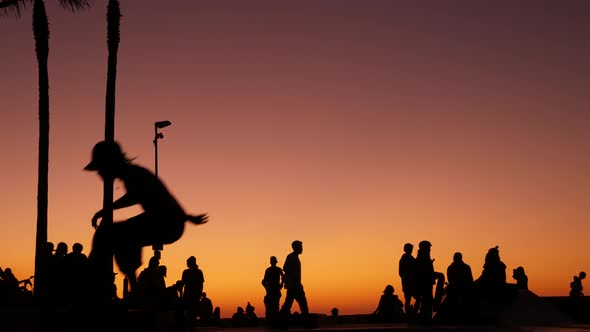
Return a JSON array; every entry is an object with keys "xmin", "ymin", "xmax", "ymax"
[
  {"xmin": 153, "ymin": 120, "xmax": 171, "ymax": 252},
  {"xmin": 154, "ymin": 120, "xmax": 172, "ymax": 178}
]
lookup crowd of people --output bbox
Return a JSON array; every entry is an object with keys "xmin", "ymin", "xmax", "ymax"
[
  {"xmin": 1, "ymin": 142, "xmax": 587, "ymax": 328},
  {"xmin": 0, "ymin": 266, "xmax": 33, "ymax": 306},
  {"xmin": 0, "ymin": 238, "xmax": 587, "ymax": 328},
  {"xmin": 395, "ymin": 241, "xmax": 586, "ymax": 324},
  {"xmin": 230, "ymin": 302, "xmax": 259, "ymax": 327},
  {"xmin": 120, "ymin": 250, "xmax": 222, "ymax": 327},
  {"xmin": 0, "ymin": 242, "xmax": 222, "ymax": 328}
]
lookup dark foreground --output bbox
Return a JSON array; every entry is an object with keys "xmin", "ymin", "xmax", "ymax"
[
  {"xmin": 2, "ymin": 295, "xmax": 589, "ymax": 332},
  {"xmin": 2, "ymin": 311, "xmax": 590, "ymax": 332}
]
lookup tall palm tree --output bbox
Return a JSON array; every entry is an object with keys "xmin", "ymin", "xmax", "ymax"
[
  {"xmin": 94, "ymin": 0, "xmax": 120, "ymax": 303},
  {"xmin": 0, "ymin": 0, "xmax": 92, "ymax": 303},
  {"xmin": 105, "ymin": 0, "xmax": 119, "ymax": 143}
]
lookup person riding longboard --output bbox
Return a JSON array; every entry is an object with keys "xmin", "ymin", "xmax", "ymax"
[{"xmin": 85, "ymin": 140, "xmax": 208, "ymax": 292}]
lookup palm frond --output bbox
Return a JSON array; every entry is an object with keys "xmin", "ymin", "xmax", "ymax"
[
  {"xmin": 0, "ymin": 0, "xmax": 30, "ymax": 18},
  {"xmin": 58, "ymin": 0, "xmax": 93, "ymax": 12}
]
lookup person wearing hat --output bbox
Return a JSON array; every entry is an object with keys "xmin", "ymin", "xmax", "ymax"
[
  {"xmin": 84, "ymin": 140, "xmax": 208, "ymax": 293},
  {"xmin": 414, "ymin": 240, "xmax": 436, "ymax": 323}
]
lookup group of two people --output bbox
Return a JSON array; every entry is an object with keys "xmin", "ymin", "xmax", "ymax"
[
  {"xmin": 398, "ymin": 240, "xmax": 443, "ymax": 323},
  {"xmin": 261, "ymin": 240, "xmax": 309, "ymax": 325}
]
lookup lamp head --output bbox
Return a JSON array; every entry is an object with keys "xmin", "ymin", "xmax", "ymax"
[{"xmin": 155, "ymin": 120, "xmax": 172, "ymax": 129}]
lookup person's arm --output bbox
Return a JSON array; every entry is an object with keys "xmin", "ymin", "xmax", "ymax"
[
  {"xmin": 280, "ymin": 269, "xmax": 285, "ymax": 287},
  {"xmin": 261, "ymin": 269, "xmax": 268, "ymax": 287},
  {"xmin": 91, "ymin": 193, "xmax": 138, "ymax": 228},
  {"xmin": 112, "ymin": 193, "xmax": 138, "ymax": 210},
  {"xmin": 199, "ymin": 270, "xmax": 205, "ymax": 284}
]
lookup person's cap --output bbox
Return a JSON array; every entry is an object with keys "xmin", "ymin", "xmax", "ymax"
[{"xmin": 84, "ymin": 140, "xmax": 124, "ymax": 171}]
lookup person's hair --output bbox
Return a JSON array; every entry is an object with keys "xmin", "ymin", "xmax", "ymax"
[
  {"xmin": 73, "ymin": 242, "xmax": 83, "ymax": 253},
  {"xmin": 292, "ymin": 240, "xmax": 302, "ymax": 249},
  {"xmin": 384, "ymin": 284, "xmax": 394, "ymax": 294}
]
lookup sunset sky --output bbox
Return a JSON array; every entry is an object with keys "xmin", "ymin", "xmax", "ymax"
[{"xmin": 1, "ymin": 0, "xmax": 589, "ymax": 318}]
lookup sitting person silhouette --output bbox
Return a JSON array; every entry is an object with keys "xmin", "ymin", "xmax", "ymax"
[
  {"xmin": 231, "ymin": 306, "xmax": 246, "ymax": 327},
  {"xmin": 374, "ymin": 284, "xmax": 404, "ymax": 322},
  {"xmin": 84, "ymin": 140, "xmax": 209, "ymax": 292},
  {"xmin": 199, "ymin": 292, "xmax": 214, "ymax": 325},
  {"xmin": 245, "ymin": 302, "xmax": 259, "ymax": 326},
  {"xmin": 512, "ymin": 266, "xmax": 528, "ymax": 290},
  {"xmin": 570, "ymin": 271, "xmax": 586, "ymax": 297},
  {"xmin": 475, "ymin": 246, "xmax": 506, "ymax": 293}
]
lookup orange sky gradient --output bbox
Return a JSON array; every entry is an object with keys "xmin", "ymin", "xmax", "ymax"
[{"xmin": 1, "ymin": 1, "xmax": 589, "ymax": 318}]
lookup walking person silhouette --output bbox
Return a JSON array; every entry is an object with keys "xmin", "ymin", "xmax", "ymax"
[
  {"xmin": 84, "ymin": 140, "xmax": 209, "ymax": 293},
  {"xmin": 280, "ymin": 240, "xmax": 309, "ymax": 325}
]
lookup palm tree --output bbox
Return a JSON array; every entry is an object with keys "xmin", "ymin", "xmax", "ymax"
[
  {"xmin": 0, "ymin": 0, "xmax": 26, "ymax": 15},
  {"xmin": 94, "ymin": 0, "xmax": 120, "ymax": 303},
  {"xmin": 104, "ymin": 0, "xmax": 119, "ymax": 143},
  {"xmin": 0, "ymin": 0, "xmax": 92, "ymax": 303}
]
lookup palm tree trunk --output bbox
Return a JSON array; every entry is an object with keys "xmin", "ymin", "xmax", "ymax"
[
  {"xmin": 105, "ymin": 0, "xmax": 119, "ymax": 141},
  {"xmin": 96, "ymin": 0, "xmax": 120, "ymax": 304},
  {"xmin": 33, "ymin": 0, "xmax": 49, "ymax": 303}
]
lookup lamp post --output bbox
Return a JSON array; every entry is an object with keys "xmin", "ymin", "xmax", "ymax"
[
  {"xmin": 154, "ymin": 120, "xmax": 172, "ymax": 178},
  {"xmin": 153, "ymin": 120, "xmax": 171, "ymax": 252}
]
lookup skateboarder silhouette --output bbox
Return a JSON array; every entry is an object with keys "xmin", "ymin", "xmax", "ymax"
[{"xmin": 84, "ymin": 140, "xmax": 208, "ymax": 292}]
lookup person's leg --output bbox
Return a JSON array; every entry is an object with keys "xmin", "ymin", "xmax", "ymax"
[
  {"xmin": 403, "ymin": 291, "xmax": 412, "ymax": 314},
  {"xmin": 280, "ymin": 288, "xmax": 295, "ymax": 314},
  {"xmin": 271, "ymin": 291, "xmax": 281, "ymax": 317},
  {"xmin": 264, "ymin": 294, "xmax": 271, "ymax": 318},
  {"xmin": 88, "ymin": 223, "xmax": 111, "ymax": 266},
  {"xmin": 414, "ymin": 295, "xmax": 422, "ymax": 316},
  {"xmin": 294, "ymin": 289, "xmax": 309, "ymax": 315},
  {"xmin": 152, "ymin": 209, "xmax": 186, "ymax": 245},
  {"xmin": 419, "ymin": 291, "xmax": 433, "ymax": 323},
  {"xmin": 110, "ymin": 215, "xmax": 148, "ymax": 292},
  {"xmin": 87, "ymin": 224, "xmax": 118, "ymax": 304}
]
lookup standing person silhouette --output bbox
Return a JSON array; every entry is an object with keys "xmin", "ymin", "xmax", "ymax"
[
  {"xmin": 414, "ymin": 240, "xmax": 436, "ymax": 324},
  {"xmin": 199, "ymin": 292, "xmax": 214, "ymax": 325},
  {"xmin": 181, "ymin": 256, "xmax": 205, "ymax": 328},
  {"xmin": 280, "ymin": 240, "xmax": 309, "ymax": 322},
  {"xmin": 262, "ymin": 256, "xmax": 284, "ymax": 324},
  {"xmin": 399, "ymin": 243, "xmax": 416, "ymax": 316},
  {"xmin": 84, "ymin": 140, "xmax": 208, "ymax": 293}
]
